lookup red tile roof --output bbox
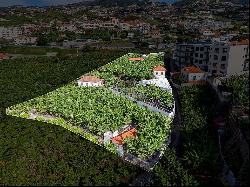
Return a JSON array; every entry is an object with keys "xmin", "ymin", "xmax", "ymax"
[
  {"xmin": 111, "ymin": 128, "xmax": 137, "ymax": 145},
  {"xmin": 0, "ymin": 53, "xmax": 8, "ymax": 60},
  {"xmin": 182, "ymin": 66, "xmax": 204, "ymax": 73},
  {"xmin": 153, "ymin": 66, "xmax": 166, "ymax": 71},
  {"xmin": 128, "ymin": 57, "xmax": 144, "ymax": 61},
  {"xmin": 78, "ymin": 75, "xmax": 103, "ymax": 83},
  {"xmin": 230, "ymin": 39, "xmax": 249, "ymax": 46}
]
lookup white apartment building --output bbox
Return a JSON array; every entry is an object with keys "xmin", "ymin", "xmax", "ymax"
[
  {"xmin": 174, "ymin": 39, "xmax": 249, "ymax": 76},
  {"xmin": 208, "ymin": 40, "xmax": 249, "ymax": 76},
  {"xmin": 56, "ymin": 23, "xmax": 77, "ymax": 32},
  {"xmin": 0, "ymin": 26, "xmax": 22, "ymax": 39},
  {"xmin": 14, "ymin": 36, "xmax": 38, "ymax": 45}
]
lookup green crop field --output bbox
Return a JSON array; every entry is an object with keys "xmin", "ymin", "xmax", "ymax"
[
  {"xmin": 0, "ymin": 50, "xmax": 145, "ymax": 186},
  {"xmin": 6, "ymin": 52, "xmax": 173, "ymax": 161}
]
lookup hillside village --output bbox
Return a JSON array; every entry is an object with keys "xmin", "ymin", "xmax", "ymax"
[{"xmin": 0, "ymin": 0, "xmax": 249, "ymax": 186}]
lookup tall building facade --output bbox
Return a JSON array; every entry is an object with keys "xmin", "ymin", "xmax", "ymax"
[{"xmin": 173, "ymin": 40, "xmax": 249, "ymax": 76}]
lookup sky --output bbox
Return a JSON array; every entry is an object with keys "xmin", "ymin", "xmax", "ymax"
[{"xmin": 0, "ymin": 0, "xmax": 178, "ymax": 7}]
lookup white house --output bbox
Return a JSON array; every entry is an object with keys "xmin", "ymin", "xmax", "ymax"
[
  {"xmin": 14, "ymin": 36, "xmax": 38, "ymax": 45},
  {"xmin": 139, "ymin": 78, "xmax": 172, "ymax": 92},
  {"xmin": 77, "ymin": 75, "xmax": 104, "ymax": 87},
  {"xmin": 139, "ymin": 65, "xmax": 172, "ymax": 91},
  {"xmin": 153, "ymin": 66, "xmax": 166, "ymax": 79},
  {"xmin": 181, "ymin": 66, "xmax": 206, "ymax": 82}
]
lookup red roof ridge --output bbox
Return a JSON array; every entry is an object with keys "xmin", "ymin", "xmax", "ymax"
[
  {"xmin": 111, "ymin": 128, "xmax": 137, "ymax": 145},
  {"xmin": 78, "ymin": 75, "xmax": 103, "ymax": 83},
  {"xmin": 182, "ymin": 66, "xmax": 204, "ymax": 73},
  {"xmin": 230, "ymin": 39, "xmax": 249, "ymax": 46},
  {"xmin": 153, "ymin": 66, "xmax": 167, "ymax": 71},
  {"xmin": 128, "ymin": 57, "xmax": 144, "ymax": 61}
]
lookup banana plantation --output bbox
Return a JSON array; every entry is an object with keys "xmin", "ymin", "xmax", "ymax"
[{"xmin": 6, "ymin": 52, "xmax": 175, "ymax": 165}]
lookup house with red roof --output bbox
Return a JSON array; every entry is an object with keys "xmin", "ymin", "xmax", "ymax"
[
  {"xmin": 181, "ymin": 66, "xmax": 206, "ymax": 83},
  {"xmin": 0, "ymin": 53, "xmax": 9, "ymax": 61},
  {"xmin": 153, "ymin": 66, "xmax": 166, "ymax": 79},
  {"xmin": 77, "ymin": 75, "xmax": 104, "ymax": 87}
]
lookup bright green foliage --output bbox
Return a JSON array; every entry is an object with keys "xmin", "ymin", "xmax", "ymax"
[
  {"xmin": 91, "ymin": 53, "xmax": 164, "ymax": 83},
  {"xmin": 120, "ymin": 84, "xmax": 174, "ymax": 111},
  {"xmin": 6, "ymin": 53, "xmax": 172, "ymax": 160},
  {"xmin": 0, "ymin": 51, "xmax": 143, "ymax": 186}
]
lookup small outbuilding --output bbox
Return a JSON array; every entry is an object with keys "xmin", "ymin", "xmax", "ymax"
[
  {"xmin": 153, "ymin": 66, "xmax": 166, "ymax": 79},
  {"xmin": 181, "ymin": 66, "xmax": 206, "ymax": 83},
  {"xmin": 77, "ymin": 75, "xmax": 104, "ymax": 87}
]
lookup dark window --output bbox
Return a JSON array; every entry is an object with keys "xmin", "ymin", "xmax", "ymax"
[
  {"xmin": 215, "ymin": 48, "xmax": 219, "ymax": 53},
  {"xmin": 161, "ymin": 72, "xmax": 164, "ymax": 75},
  {"xmin": 212, "ymin": 70, "xmax": 217, "ymax": 74},
  {"xmin": 196, "ymin": 47, "xmax": 199, "ymax": 51},
  {"xmin": 221, "ymin": 56, "xmax": 227, "ymax": 61},
  {"xmin": 213, "ymin": 63, "xmax": 217, "ymax": 67},
  {"xmin": 195, "ymin": 59, "xmax": 198, "ymax": 63},
  {"xmin": 156, "ymin": 72, "xmax": 158, "ymax": 75},
  {"xmin": 193, "ymin": 76, "xmax": 196, "ymax": 80},
  {"xmin": 200, "ymin": 54, "xmax": 203, "ymax": 58},
  {"xmin": 199, "ymin": 60, "xmax": 202, "ymax": 64},
  {"xmin": 214, "ymin": 55, "xmax": 218, "ymax": 60},
  {"xmin": 200, "ymin": 47, "xmax": 204, "ymax": 51},
  {"xmin": 221, "ymin": 64, "xmax": 226, "ymax": 69},
  {"xmin": 195, "ymin": 53, "xmax": 198, "ymax": 57}
]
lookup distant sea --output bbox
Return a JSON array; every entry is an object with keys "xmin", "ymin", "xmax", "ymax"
[{"xmin": 0, "ymin": 0, "xmax": 179, "ymax": 7}]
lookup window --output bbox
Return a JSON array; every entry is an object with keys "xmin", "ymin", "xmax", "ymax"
[
  {"xmin": 195, "ymin": 59, "xmax": 198, "ymax": 63},
  {"xmin": 196, "ymin": 47, "xmax": 199, "ymax": 51},
  {"xmin": 193, "ymin": 75, "xmax": 196, "ymax": 80},
  {"xmin": 221, "ymin": 64, "xmax": 226, "ymax": 69},
  {"xmin": 200, "ymin": 47, "xmax": 204, "ymax": 51},
  {"xmin": 221, "ymin": 56, "xmax": 227, "ymax": 61},
  {"xmin": 212, "ymin": 70, "xmax": 217, "ymax": 74},
  {"xmin": 215, "ymin": 48, "xmax": 219, "ymax": 53},
  {"xmin": 200, "ymin": 54, "xmax": 203, "ymax": 58},
  {"xmin": 223, "ymin": 48, "xmax": 227, "ymax": 53},
  {"xmin": 161, "ymin": 72, "xmax": 164, "ymax": 75},
  {"xmin": 156, "ymin": 72, "xmax": 158, "ymax": 75},
  {"xmin": 195, "ymin": 53, "xmax": 198, "ymax": 57},
  {"xmin": 214, "ymin": 55, "xmax": 218, "ymax": 60},
  {"xmin": 213, "ymin": 63, "xmax": 217, "ymax": 67},
  {"xmin": 199, "ymin": 60, "xmax": 203, "ymax": 64}
]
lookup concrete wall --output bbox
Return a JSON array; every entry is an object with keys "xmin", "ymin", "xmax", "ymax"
[{"xmin": 227, "ymin": 45, "xmax": 248, "ymax": 76}]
